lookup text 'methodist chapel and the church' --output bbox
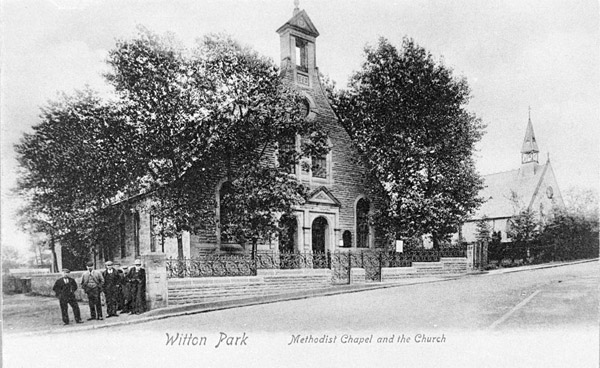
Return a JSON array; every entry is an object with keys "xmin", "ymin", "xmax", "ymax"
[{"xmin": 70, "ymin": 3, "xmax": 563, "ymax": 268}]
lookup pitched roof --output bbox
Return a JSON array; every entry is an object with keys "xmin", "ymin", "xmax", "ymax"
[
  {"xmin": 276, "ymin": 9, "xmax": 320, "ymax": 38},
  {"xmin": 473, "ymin": 163, "xmax": 548, "ymax": 220},
  {"xmin": 307, "ymin": 186, "xmax": 341, "ymax": 207},
  {"xmin": 521, "ymin": 116, "xmax": 539, "ymax": 154}
]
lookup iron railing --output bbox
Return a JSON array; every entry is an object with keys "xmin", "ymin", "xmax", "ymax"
[{"xmin": 166, "ymin": 246, "xmax": 467, "ymax": 280}]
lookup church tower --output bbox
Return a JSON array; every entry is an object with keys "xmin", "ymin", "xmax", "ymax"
[
  {"xmin": 273, "ymin": 2, "xmax": 381, "ymax": 251},
  {"xmin": 276, "ymin": 0, "xmax": 320, "ymax": 88},
  {"xmin": 520, "ymin": 108, "xmax": 541, "ymax": 177},
  {"xmin": 521, "ymin": 109, "xmax": 540, "ymax": 165}
]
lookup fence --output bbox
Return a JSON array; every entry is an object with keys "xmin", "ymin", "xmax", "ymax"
[{"xmin": 166, "ymin": 245, "xmax": 467, "ymax": 282}]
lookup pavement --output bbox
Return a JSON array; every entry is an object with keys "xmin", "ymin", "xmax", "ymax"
[{"xmin": 3, "ymin": 257, "xmax": 597, "ymax": 337}]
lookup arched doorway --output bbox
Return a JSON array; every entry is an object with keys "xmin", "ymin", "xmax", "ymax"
[{"xmin": 312, "ymin": 217, "xmax": 328, "ymax": 253}]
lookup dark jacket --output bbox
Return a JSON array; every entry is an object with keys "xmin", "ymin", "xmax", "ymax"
[
  {"xmin": 127, "ymin": 267, "xmax": 146, "ymax": 292},
  {"xmin": 102, "ymin": 269, "xmax": 121, "ymax": 291},
  {"xmin": 53, "ymin": 276, "xmax": 78, "ymax": 300}
]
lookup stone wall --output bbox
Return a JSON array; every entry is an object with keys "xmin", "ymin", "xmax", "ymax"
[
  {"xmin": 27, "ymin": 271, "xmax": 88, "ymax": 301},
  {"xmin": 380, "ymin": 258, "xmax": 469, "ymax": 282},
  {"xmin": 167, "ymin": 268, "xmax": 332, "ymax": 306},
  {"xmin": 350, "ymin": 268, "xmax": 366, "ymax": 284}
]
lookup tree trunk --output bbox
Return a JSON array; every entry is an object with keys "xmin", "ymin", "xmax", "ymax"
[
  {"xmin": 50, "ymin": 233, "xmax": 58, "ymax": 273},
  {"xmin": 432, "ymin": 236, "xmax": 440, "ymax": 250}
]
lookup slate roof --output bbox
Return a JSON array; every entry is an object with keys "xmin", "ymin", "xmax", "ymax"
[{"xmin": 472, "ymin": 162, "xmax": 549, "ymax": 220}]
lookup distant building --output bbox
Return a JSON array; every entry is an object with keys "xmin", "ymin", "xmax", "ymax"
[{"xmin": 460, "ymin": 113, "xmax": 564, "ymax": 242}]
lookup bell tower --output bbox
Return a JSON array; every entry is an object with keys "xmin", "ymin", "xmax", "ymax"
[
  {"xmin": 276, "ymin": 1, "xmax": 320, "ymax": 88},
  {"xmin": 519, "ymin": 107, "xmax": 542, "ymax": 178},
  {"xmin": 521, "ymin": 107, "xmax": 539, "ymax": 165}
]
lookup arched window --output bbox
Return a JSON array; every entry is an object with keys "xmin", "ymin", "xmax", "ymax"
[
  {"xmin": 356, "ymin": 198, "xmax": 370, "ymax": 248},
  {"xmin": 309, "ymin": 137, "xmax": 331, "ymax": 181},
  {"xmin": 219, "ymin": 181, "xmax": 235, "ymax": 244},
  {"xmin": 311, "ymin": 155, "xmax": 327, "ymax": 178},
  {"xmin": 342, "ymin": 230, "xmax": 352, "ymax": 248}
]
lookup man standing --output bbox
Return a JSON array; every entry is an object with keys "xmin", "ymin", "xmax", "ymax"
[
  {"xmin": 102, "ymin": 261, "xmax": 120, "ymax": 317},
  {"xmin": 81, "ymin": 261, "xmax": 104, "ymax": 320},
  {"xmin": 52, "ymin": 269, "xmax": 83, "ymax": 325},
  {"xmin": 127, "ymin": 259, "xmax": 146, "ymax": 314},
  {"xmin": 120, "ymin": 265, "xmax": 131, "ymax": 313}
]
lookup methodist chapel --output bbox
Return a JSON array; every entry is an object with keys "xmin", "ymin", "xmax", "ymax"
[{"xmin": 100, "ymin": 4, "xmax": 384, "ymax": 265}]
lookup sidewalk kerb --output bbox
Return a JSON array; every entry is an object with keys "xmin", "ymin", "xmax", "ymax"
[
  {"xmin": 8, "ymin": 258, "xmax": 595, "ymax": 337},
  {"xmin": 9, "ymin": 276, "xmax": 456, "ymax": 337}
]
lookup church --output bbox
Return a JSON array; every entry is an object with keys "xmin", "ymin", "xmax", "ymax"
[
  {"xmin": 459, "ymin": 113, "xmax": 564, "ymax": 243},
  {"xmin": 99, "ymin": 4, "xmax": 384, "ymax": 265}
]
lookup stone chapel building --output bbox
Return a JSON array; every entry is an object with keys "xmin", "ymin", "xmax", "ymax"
[
  {"xmin": 99, "ymin": 5, "xmax": 383, "ymax": 265},
  {"xmin": 459, "ymin": 113, "xmax": 564, "ymax": 243}
]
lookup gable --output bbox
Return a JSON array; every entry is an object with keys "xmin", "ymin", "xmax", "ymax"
[
  {"xmin": 307, "ymin": 186, "xmax": 341, "ymax": 206},
  {"xmin": 473, "ymin": 163, "xmax": 549, "ymax": 220},
  {"xmin": 276, "ymin": 10, "xmax": 320, "ymax": 38}
]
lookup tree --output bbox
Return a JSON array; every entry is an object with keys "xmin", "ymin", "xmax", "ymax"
[
  {"xmin": 2, "ymin": 246, "xmax": 24, "ymax": 270},
  {"xmin": 539, "ymin": 187, "xmax": 599, "ymax": 261},
  {"xmin": 475, "ymin": 216, "xmax": 492, "ymax": 242},
  {"xmin": 507, "ymin": 207, "xmax": 541, "ymax": 243},
  {"xmin": 105, "ymin": 29, "xmax": 327, "ymax": 246},
  {"xmin": 16, "ymin": 28, "xmax": 328, "ymax": 257},
  {"xmin": 330, "ymin": 37, "xmax": 484, "ymax": 247},
  {"xmin": 15, "ymin": 88, "xmax": 144, "ymax": 264}
]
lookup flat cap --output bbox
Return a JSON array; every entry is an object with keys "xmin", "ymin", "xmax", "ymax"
[
  {"xmin": 61, "ymin": 268, "xmax": 70, "ymax": 273},
  {"xmin": 105, "ymin": 261, "xmax": 114, "ymax": 266},
  {"xmin": 86, "ymin": 261, "xmax": 94, "ymax": 267}
]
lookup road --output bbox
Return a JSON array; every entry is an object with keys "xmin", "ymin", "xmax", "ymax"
[{"xmin": 4, "ymin": 261, "xmax": 598, "ymax": 368}]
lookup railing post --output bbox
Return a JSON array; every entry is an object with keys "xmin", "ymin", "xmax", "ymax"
[{"xmin": 348, "ymin": 250, "xmax": 352, "ymax": 284}]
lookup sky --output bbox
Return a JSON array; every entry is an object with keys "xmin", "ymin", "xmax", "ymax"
[{"xmin": 1, "ymin": 0, "xmax": 598, "ymax": 257}]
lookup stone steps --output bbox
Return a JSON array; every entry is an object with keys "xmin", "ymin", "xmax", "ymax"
[
  {"xmin": 169, "ymin": 282, "xmax": 327, "ymax": 295},
  {"xmin": 168, "ymin": 283, "xmax": 331, "ymax": 305}
]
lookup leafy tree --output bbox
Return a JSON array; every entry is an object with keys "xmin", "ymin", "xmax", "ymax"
[
  {"xmin": 106, "ymin": 29, "xmax": 327, "ymax": 247},
  {"xmin": 2, "ymin": 246, "xmax": 24, "ymax": 270},
  {"xmin": 15, "ymin": 89, "xmax": 144, "ymax": 264},
  {"xmin": 16, "ymin": 28, "xmax": 328, "ymax": 257},
  {"xmin": 507, "ymin": 207, "xmax": 541, "ymax": 243},
  {"xmin": 330, "ymin": 37, "xmax": 484, "ymax": 248},
  {"xmin": 539, "ymin": 188, "xmax": 599, "ymax": 261}
]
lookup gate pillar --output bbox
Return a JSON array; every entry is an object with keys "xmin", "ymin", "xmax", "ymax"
[
  {"xmin": 466, "ymin": 243, "xmax": 474, "ymax": 271},
  {"xmin": 143, "ymin": 254, "xmax": 168, "ymax": 310}
]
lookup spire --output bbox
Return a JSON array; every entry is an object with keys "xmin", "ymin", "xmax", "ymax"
[
  {"xmin": 521, "ymin": 108, "xmax": 539, "ymax": 164},
  {"xmin": 293, "ymin": 0, "xmax": 300, "ymax": 16}
]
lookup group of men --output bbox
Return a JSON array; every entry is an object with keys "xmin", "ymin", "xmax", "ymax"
[{"xmin": 52, "ymin": 259, "xmax": 146, "ymax": 325}]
